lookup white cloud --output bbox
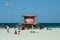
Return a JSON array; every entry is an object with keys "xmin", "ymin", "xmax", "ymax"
[{"xmin": 5, "ymin": 3, "xmax": 9, "ymax": 6}]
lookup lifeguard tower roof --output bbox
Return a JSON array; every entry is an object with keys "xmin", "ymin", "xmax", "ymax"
[{"xmin": 22, "ymin": 14, "xmax": 37, "ymax": 17}]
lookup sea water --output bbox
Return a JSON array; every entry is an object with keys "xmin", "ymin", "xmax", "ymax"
[{"xmin": 0, "ymin": 23, "xmax": 60, "ymax": 28}]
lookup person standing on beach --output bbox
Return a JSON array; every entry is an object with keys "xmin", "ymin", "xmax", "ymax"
[
  {"xmin": 1, "ymin": 24, "xmax": 4, "ymax": 30},
  {"xmin": 6, "ymin": 25, "xmax": 10, "ymax": 33},
  {"xmin": 18, "ymin": 28, "xmax": 20, "ymax": 35},
  {"xmin": 47, "ymin": 27, "xmax": 48, "ymax": 30},
  {"xmin": 14, "ymin": 24, "xmax": 18, "ymax": 29},
  {"xmin": 32, "ymin": 25, "xmax": 34, "ymax": 29},
  {"xmin": 40, "ymin": 25, "xmax": 44, "ymax": 30},
  {"xmin": 14, "ymin": 30, "xmax": 17, "ymax": 34}
]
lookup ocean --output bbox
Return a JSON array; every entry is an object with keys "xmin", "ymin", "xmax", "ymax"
[
  {"xmin": 0, "ymin": 23, "xmax": 60, "ymax": 28},
  {"xmin": 37, "ymin": 23, "xmax": 60, "ymax": 28}
]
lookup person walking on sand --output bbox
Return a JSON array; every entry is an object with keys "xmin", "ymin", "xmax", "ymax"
[
  {"xmin": 6, "ymin": 25, "xmax": 10, "ymax": 33},
  {"xmin": 1, "ymin": 24, "xmax": 4, "ymax": 30},
  {"xmin": 18, "ymin": 29, "xmax": 20, "ymax": 35},
  {"xmin": 14, "ymin": 30, "xmax": 17, "ymax": 34}
]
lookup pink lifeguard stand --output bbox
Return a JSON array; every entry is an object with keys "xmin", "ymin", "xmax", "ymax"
[{"xmin": 21, "ymin": 14, "xmax": 37, "ymax": 25}]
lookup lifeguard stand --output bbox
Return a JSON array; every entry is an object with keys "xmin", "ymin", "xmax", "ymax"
[{"xmin": 21, "ymin": 14, "xmax": 37, "ymax": 28}]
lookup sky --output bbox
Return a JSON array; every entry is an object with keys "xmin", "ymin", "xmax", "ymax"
[{"xmin": 0, "ymin": 0, "xmax": 60, "ymax": 23}]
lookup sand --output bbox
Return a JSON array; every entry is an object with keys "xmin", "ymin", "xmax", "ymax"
[{"xmin": 0, "ymin": 28, "xmax": 60, "ymax": 40}]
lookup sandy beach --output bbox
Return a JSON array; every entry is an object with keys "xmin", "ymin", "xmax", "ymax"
[{"xmin": 0, "ymin": 28, "xmax": 60, "ymax": 40}]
